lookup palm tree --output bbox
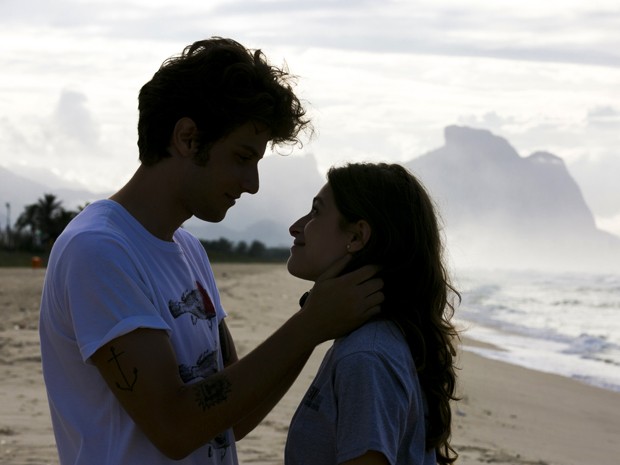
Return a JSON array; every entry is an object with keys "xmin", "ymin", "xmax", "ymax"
[
  {"xmin": 37, "ymin": 194, "xmax": 64, "ymax": 240},
  {"xmin": 15, "ymin": 194, "xmax": 78, "ymax": 250}
]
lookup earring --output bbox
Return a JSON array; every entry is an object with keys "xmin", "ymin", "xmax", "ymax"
[{"xmin": 346, "ymin": 244, "xmax": 351, "ymax": 251}]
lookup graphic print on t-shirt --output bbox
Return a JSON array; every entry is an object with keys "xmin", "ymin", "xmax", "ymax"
[
  {"xmin": 169, "ymin": 281, "xmax": 230, "ymax": 459},
  {"xmin": 302, "ymin": 385, "xmax": 323, "ymax": 411},
  {"xmin": 168, "ymin": 281, "xmax": 217, "ymax": 326},
  {"xmin": 178, "ymin": 349, "xmax": 219, "ymax": 383}
]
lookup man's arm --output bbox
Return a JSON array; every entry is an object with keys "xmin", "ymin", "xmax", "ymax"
[
  {"xmin": 91, "ymin": 261, "xmax": 383, "ymax": 459},
  {"xmin": 218, "ymin": 319, "xmax": 309, "ymax": 441},
  {"xmin": 232, "ymin": 359, "xmax": 311, "ymax": 441},
  {"xmin": 341, "ymin": 451, "xmax": 390, "ymax": 465}
]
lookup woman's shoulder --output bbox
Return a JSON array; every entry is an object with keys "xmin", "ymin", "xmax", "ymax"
[
  {"xmin": 334, "ymin": 319, "xmax": 410, "ymax": 360},
  {"xmin": 331, "ymin": 319, "xmax": 418, "ymax": 392}
]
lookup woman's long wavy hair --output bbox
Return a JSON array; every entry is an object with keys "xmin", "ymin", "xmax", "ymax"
[{"xmin": 329, "ymin": 162, "xmax": 460, "ymax": 465}]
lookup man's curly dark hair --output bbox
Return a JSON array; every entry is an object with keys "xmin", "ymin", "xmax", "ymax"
[{"xmin": 137, "ymin": 37, "xmax": 311, "ymax": 165}]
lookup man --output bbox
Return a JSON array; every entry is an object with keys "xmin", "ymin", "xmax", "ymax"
[{"xmin": 39, "ymin": 37, "xmax": 383, "ymax": 465}]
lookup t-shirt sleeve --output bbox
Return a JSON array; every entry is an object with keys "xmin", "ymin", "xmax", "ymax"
[
  {"xmin": 59, "ymin": 232, "xmax": 171, "ymax": 362},
  {"xmin": 333, "ymin": 351, "xmax": 412, "ymax": 465}
]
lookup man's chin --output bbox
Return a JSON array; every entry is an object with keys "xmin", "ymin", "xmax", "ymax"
[{"xmin": 195, "ymin": 211, "xmax": 227, "ymax": 224}]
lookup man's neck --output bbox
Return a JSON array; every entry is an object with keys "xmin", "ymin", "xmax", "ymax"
[{"xmin": 110, "ymin": 163, "xmax": 189, "ymax": 242}]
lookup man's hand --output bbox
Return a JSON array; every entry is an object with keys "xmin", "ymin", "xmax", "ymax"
[{"xmin": 299, "ymin": 254, "xmax": 383, "ymax": 342}]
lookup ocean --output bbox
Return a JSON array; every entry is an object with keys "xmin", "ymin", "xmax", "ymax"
[{"xmin": 453, "ymin": 268, "xmax": 620, "ymax": 393}]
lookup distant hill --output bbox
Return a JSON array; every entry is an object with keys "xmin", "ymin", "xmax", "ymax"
[{"xmin": 406, "ymin": 125, "xmax": 620, "ymax": 271}]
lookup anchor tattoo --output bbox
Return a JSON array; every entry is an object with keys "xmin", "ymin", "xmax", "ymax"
[{"xmin": 108, "ymin": 346, "xmax": 138, "ymax": 392}]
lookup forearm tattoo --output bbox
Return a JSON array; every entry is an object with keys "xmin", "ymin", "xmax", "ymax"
[{"xmin": 194, "ymin": 377, "xmax": 232, "ymax": 411}]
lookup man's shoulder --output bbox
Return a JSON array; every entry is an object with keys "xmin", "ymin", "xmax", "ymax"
[
  {"xmin": 51, "ymin": 200, "xmax": 145, "ymax": 263},
  {"xmin": 63, "ymin": 199, "xmax": 120, "ymax": 233}
]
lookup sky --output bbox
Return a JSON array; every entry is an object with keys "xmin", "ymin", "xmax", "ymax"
[{"xmin": 1, "ymin": 0, "xmax": 619, "ymax": 235}]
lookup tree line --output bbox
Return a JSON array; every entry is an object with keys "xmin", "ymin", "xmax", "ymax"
[{"xmin": 1, "ymin": 194, "xmax": 288, "ymax": 262}]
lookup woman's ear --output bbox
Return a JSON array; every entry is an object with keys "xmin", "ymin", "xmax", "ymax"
[
  {"xmin": 347, "ymin": 220, "xmax": 371, "ymax": 253},
  {"xmin": 169, "ymin": 117, "xmax": 199, "ymax": 158}
]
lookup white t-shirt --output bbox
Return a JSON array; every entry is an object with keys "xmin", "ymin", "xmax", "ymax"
[{"xmin": 40, "ymin": 200, "xmax": 238, "ymax": 465}]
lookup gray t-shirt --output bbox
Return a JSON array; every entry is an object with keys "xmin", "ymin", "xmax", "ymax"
[{"xmin": 285, "ymin": 319, "xmax": 436, "ymax": 465}]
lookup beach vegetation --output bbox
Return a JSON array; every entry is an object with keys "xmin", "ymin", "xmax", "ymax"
[{"xmin": 1, "ymin": 194, "xmax": 289, "ymax": 266}]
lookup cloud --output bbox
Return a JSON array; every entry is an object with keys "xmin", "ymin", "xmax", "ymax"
[
  {"xmin": 2, "ymin": 0, "xmax": 619, "ymax": 67},
  {"xmin": 0, "ymin": 88, "xmax": 134, "ymax": 193},
  {"xmin": 458, "ymin": 112, "xmax": 517, "ymax": 133},
  {"xmin": 570, "ymin": 149, "xmax": 620, "ymax": 217},
  {"xmin": 587, "ymin": 105, "xmax": 620, "ymax": 128},
  {"xmin": 208, "ymin": 1, "xmax": 620, "ymax": 68},
  {"xmin": 595, "ymin": 212, "xmax": 620, "ymax": 237},
  {"xmin": 53, "ymin": 90, "xmax": 100, "ymax": 145},
  {"xmin": 0, "ymin": 0, "xmax": 108, "ymax": 28}
]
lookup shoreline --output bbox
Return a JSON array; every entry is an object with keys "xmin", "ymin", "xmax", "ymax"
[
  {"xmin": 452, "ymin": 345, "xmax": 620, "ymax": 465},
  {"xmin": 1, "ymin": 265, "xmax": 619, "ymax": 465}
]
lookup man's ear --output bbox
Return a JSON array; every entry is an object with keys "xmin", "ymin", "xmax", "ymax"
[
  {"xmin": 169, "ymin": 117, "xmax": 199, "ymax": 158},
  {"xmin": 347, "ymin": 220, "xmax": 372, "ymax": 253}
]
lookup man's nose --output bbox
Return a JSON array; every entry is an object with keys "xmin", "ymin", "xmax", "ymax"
[{"xmin": 242, "ymin": 165, "xmax": 259, "ymax": 195}]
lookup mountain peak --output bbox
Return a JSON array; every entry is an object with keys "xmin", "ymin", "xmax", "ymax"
[
  {"xmin": 526, "ymin": 151, "xmax": 565, "ymax": 166},
  {"xmin": 444, "ymin": 125, "xmax": 520, "ymax": 161},
  {"xmin": 405, "ymin": 126, "xmax": 620, "ymax": 271}
]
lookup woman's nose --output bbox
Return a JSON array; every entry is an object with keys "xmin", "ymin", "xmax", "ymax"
[{"xmin": 289, "ymin": 215, "xmax": 306, "ymax": 237}]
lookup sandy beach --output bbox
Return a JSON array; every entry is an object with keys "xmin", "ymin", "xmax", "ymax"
[{"xmin": 1, "ymin": 264, "xmax": 619, "ymax": 465}]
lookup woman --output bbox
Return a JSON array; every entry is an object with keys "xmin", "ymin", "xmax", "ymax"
[{"xmin": 285, "ymin": 162, "xmax": 459, "ymax": 465}]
